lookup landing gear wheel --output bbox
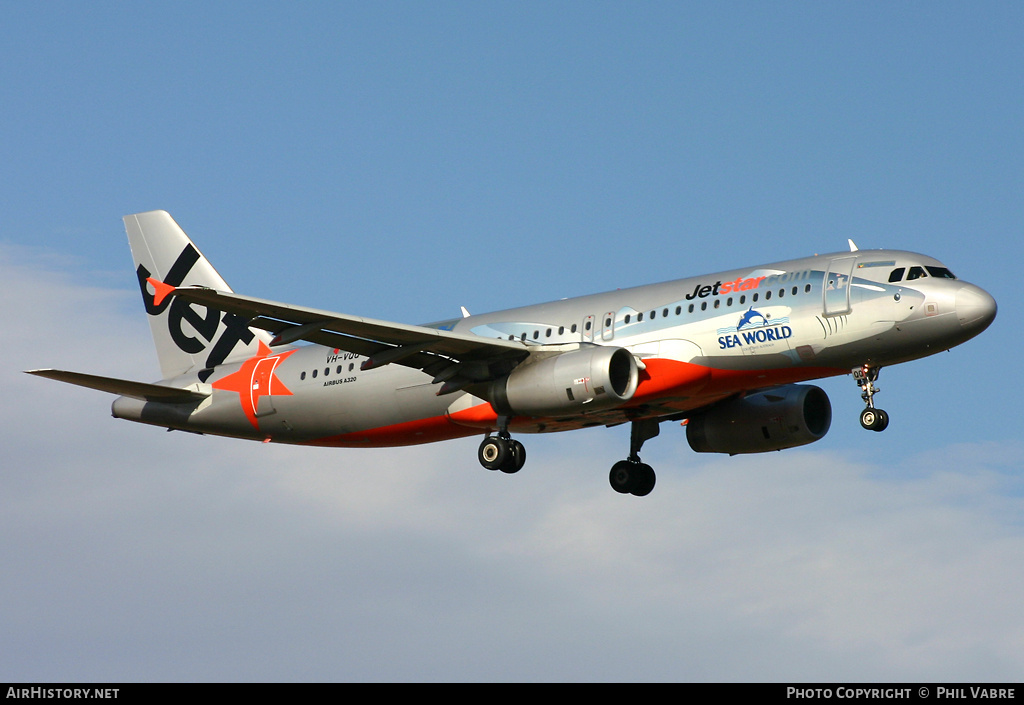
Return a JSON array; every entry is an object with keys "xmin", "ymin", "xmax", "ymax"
[
  {"xmin": 609, "ymin": 460, "xmax": 634, "ymax": 494},
  {"xmin": 609, "ymin": 460, "xmax": 656, "ymax": 496},
  {"xmin": 859, "ymin": 407, "xmax": 889, "ymax": 432},
  {"xmin": 608, "ymin": 420, "xmax": 661, "ymax": 496},
  {"xmin": 876, "ymin": 409, "xmax": 889, "ymax": 431},
  {"xmin": 478, "ymin": 436, "xmax": 511, "ymax": 470},
  {"xmin": 501, "ymin": 440, "xmax": 526, "ymax": 474},
  {"xmin": 632, "ymin": 463, "xmax": 656, "ymax": 497},
  {"xmin": 479, "ymin": 436, "xmax": 527, "ymax": 473},
  {"xmin": 853, "ymin": 365, "xmax": 889, "ymax": 432}
]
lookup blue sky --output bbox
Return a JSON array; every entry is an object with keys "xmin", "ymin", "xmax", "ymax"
[{"xmin": 2, "ymin": 2, "xmax": 1023, "ymax": 682}]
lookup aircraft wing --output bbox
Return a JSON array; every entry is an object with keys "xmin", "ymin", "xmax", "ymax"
[
  {"xmin": 25, "ymin": 369, "xmax": 209, "ymax": 403},
  {"xmin": 170, "ymin": 287, "xmax": 529, "ymax": 387}
]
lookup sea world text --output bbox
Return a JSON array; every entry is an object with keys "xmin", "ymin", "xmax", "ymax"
[{"xmin": 719, "ymin": 325, "xmax": 793, "ymax": 349}]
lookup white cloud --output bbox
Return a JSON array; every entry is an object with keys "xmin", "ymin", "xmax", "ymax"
[{"xmin": 2, "ymin": 247, "xmax": 1023, "ymax": 682}]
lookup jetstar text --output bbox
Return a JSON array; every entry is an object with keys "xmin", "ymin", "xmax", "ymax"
[
  {"xmin": 686, "ymin": 276, "xmax": 766, "ymax": 300},
  {"xmin": 686, "ymin": 270, "xmax": 814, "ymax": 300}
]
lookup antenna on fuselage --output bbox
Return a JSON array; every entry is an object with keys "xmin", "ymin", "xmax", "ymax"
[{"xmin": 848, "ymin": 239, "xmax": 859, "ymax": 252}]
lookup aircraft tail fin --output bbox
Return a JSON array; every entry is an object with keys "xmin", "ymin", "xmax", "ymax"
[{"xmin": 123, "ymin": 211, "xmax": 272, "ymax": 381}]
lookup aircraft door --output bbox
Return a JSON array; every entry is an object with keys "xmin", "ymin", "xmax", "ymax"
[
  {"xmin": 823, "ymin": 257, "xmax": 856, "ymax": 317},
  {"xmin": 601, "ymin": 311, "xmax": 616, "ymax": 341},
  {"xmin": 582, "ymin": 315, "xmax": 595, "ymax": 342},
  {"xmin": 252, "ymin": 356, "xmax": 284, "ymax": 417}
]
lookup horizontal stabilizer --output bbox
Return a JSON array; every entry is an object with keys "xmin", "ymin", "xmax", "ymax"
[{"xmin": 25, "ymin": 369, "xmax": 209, "ymax": 403}]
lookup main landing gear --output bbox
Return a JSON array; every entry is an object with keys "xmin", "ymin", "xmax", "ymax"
[
  {"xmin": 609, "ymin": 419, "xmax": 660, "ymax": 497},
  {"xmin": 476, "ymin": 417, "xmax": 662, "ymax": 496},
  {"xmin": 477, "ymin": 417, "xmax": 526, "ymax": 474},
  {"xmin": 853, "ymin": 365, "xmax": 889, "ymax": 432}
]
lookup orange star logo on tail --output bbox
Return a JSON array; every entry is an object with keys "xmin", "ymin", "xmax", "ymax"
[
  {"xmin": 212, "ymin": 341, "xmax": 297, "ymax": 430},
  {"xmin": 146, "ymin": 277, "xmax": 177, "ymax": 307}
]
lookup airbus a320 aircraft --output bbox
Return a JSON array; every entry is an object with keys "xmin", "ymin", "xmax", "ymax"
[{"xmin": 29, "ymin": 211, "xmax": 996, "ymax": 496}]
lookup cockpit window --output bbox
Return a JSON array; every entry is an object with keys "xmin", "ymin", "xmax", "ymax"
[
  {"xmin": 888, "ymin": 268, "xmax": 905, "ymax": 283},
  {"xmin": 906, "ymin": 266, "xmax": 927, "ymax": 281},
  {"xmin": 926, "ymin": 266, "xmax": 957, "ymax": 280}
]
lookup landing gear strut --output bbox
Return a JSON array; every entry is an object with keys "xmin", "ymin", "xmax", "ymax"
[
  {"xmin": 853, "ymin": 365, "xmax": 889, "ymax": 432},
  {"xmin": 478, "ymin": 416, "xmax": 526, "ymax": 474},
  {"xmin": 609, "ymin": 419, "xmax": 659, "ymax": 496}
]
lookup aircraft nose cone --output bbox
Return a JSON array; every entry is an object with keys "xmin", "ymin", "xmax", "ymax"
[{"xmin": 956, "ymin": 285, "xmax": 997, "ymax": 333}]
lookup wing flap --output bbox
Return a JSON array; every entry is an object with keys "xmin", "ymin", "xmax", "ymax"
[{"xmin": 25, "ymin": 369, "xmax": 209, "ymax": 403}]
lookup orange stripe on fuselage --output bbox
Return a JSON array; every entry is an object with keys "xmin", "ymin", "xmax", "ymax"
[
  {"xmin": 632, "ymin": 358, "xmax": 846, "ymax": 402},
  {"xmin": 632, "ymin": 358, "xmax": 713, "ymax": 401},
  {"xmin": 301, "ymin": 358, "xmax": 848, "ymax": 448},
  {"xmin": 700, "ymin": 364, "xmax": 847, "ymax": 396},
  {"xmin": 302, "ymin": 412, "xmax": 484, "ymax": 448}
]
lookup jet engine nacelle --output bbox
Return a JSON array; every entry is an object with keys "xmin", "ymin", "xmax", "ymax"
[
  {"xmin": 686, "ymin": 384, "xmax": 832, "ymax": 455},
  {"xmin": 490, "ymin": 346, "xmax": 640, "ymax": 417}
]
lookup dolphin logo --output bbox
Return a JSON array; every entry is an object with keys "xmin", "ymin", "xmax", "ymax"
[{"xmin": 737, "ymin": 307, "xmax": 770, "ymax": 330}]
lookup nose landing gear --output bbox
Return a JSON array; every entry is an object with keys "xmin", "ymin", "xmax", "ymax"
[
  {"xmin": 476, "ymin": 417, "xmax": 662, "ymax": 494},
  {"xmin": 853, "ymin": 365, "xmax": 889, "ymax": 432}
]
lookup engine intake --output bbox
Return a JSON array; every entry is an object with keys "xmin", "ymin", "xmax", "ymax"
[
  {"xmin": 686, "ymin": 384, "xmax": 832, "ymax": 455},
  {"xmin": 490, "ymin": 346, "xmax": 639, "ymax": 417}
]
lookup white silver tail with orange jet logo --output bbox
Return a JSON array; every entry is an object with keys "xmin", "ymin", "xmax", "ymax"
[{"xmin": 124, "ymin": 211, "xmax": 273, "ymax": 382}]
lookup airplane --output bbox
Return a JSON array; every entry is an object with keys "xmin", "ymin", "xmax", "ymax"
[{"xmin": 27, "ymin": 211, "xmax": 997, "ymax": 496}]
